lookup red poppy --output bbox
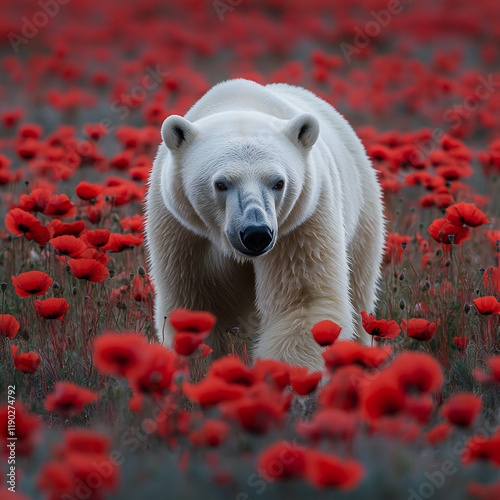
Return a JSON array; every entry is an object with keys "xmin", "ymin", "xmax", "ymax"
[
  {"xmin": 64, "ymin": 429, "xmax": 111, "ymax": 455},
  {"xmin": 93, "ymin": 331, "xmax": 149, "ymax": 377},
  {"xmin": 360, "ymin": 372, "xmax": 406, "ymax": 420},
  {"xmin": 120, "ymin": 214, "xmax": 144, "ymax": 232},
  {"xmin": 454, "ymin": 336, "xmax": 469, "ymax": 353},
  {"xmin": 45, "ymin": 382, "xmax": 97, "ymax": 416},
  {"xmin": 468, "ymin": 480, "xmax": 500, "ymax": 500},
  {"xmin": 49, "ymin": 235, "xmax": 87, "ymax": 258},
  {"xmin": 253, "ymin": 359, "xmax": 290, "ymax": 390},
  {"xmin": 390, "ymin": 352, "xmax": 444, "ymax": 394},
  {"xmin": 428, "ymin": 218, "xmax": 471, "ymax": 245},
  {"xmin": 210, "ymin": 356, "xmax": 255, "ymax": 386},
  {"xmin": 0, "ymin": 402, "xmax": 41, "ymax": 456},
  {"xmin": 188, "ymin": 419, "xmax": 230, "ymax": 447},
  {"xmin": 19, "ymin": 188, "xmax": 51, "ymax": 213},
  {"xmin": 361, "ymin": 311, "xmax": 401, "ymax": 339},
  {"xmin": 200, "ymin": 344, "xmax": 213, "ymax": 359},
  {"xmin": 401, "ymin": 318, "xmax": 437, "ymax": 341},
  {"xmin": 43, "ymin": 194, "xmax": 77, "ymax": 219},
  {"xmin": 426, "ymin": 422, "xmax": 452, "ymax": 445},
  {"xmin": 311, "ymin": 320, "xmax": 342, "ymax": 346},
  {"xmin": 50, "ymin": 219, "xmax": 86, "ymax": 237},
  {"xmin": 5, "ymin": 208, "xmax": 51, "ymax": 246},
  {"xmin": 319, "ymin": 365, "xmax": 365, "ymax": 411},
  {"xmin": 296, "ymin": 408, "xmax": 358, "ymax": 442},
  {"xmin": 11, "ymin": 345, "xmax": 41, "ymax": 374},
  {"xmin": 68, "ymin": 259, "xmax": 109, "ymax": 282},
  {"xmin": 445, "ymin": 202, "xmax": 489, "ymax": 227},
  {"xmin": 83, "ymin": 228, "xmax": 111, "ymax": 248},
  {"xmin": 131, "ymin": 273, "xmax": 153, "ymax": 301},
  {"xmin": 474, "ymin": 356, "xmax": 500, "ymax": 384},
  {"xmin": 183, "ymin": 376, "xmax": 246, "ymax": 407},
  {"xmin": 169, "ymin": 308, "xmax": 216, "ymax": 337},
  {"xmin": 75, "ymin": 181, "xmax": 103, "ymax": 200},
  {"xmin": 304, "ymin": 450, "xmax": 365, "ymax": 490},
  {"xmin": 34, "ymin": 297, "xmax": 69, "ymax": 320},
  {"xmin": 129, "ymin": 344, "xmax": 180, "ymax": 396},
  {"xmin": 483, "ymin": 267, "xmax": 498, "ymax": 290},
  {"xmin": 462, "ymin": 430, "xmax": 500, "ymax": 465},
  {"xmin": 0, "ymin": 314, "xmax": 20, "ymax": 339},
  {"xmin": 473, "ymin": 296, "xmax": 500, "ymax": 315},
  {"xmin": 441, "ymin": 392, "xmax": 482, "ymax": 427},
  {"xmin": 100, "ymin": 233, "xmax": 143, "ymax": 252},
  {"xmin": 289, "ymin": 366, "xmax": 322, "ymax": 395},
  {"xmin": 322, "ymin": 341, "xmax": 392, "ymax": 370},
  {"xmin": 257, "ymin": 441, "xmax": 307, "ymax": 480},
  {"xmin": 12, "ymin": 271, "xmax": 53, "ymax": 297},
  {"xmin": 173, "ymin": 332, "xmax": 203, "ymax": 355}
]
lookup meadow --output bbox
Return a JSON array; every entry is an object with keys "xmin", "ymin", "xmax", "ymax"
[{"xmin": 0, "ymin": 0, "xmax": 500, "ymax": 498}]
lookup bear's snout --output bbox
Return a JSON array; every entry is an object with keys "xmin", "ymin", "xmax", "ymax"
[{"xmin": 240, "ymin": 225, "xmax": 273, "ymax": 255}]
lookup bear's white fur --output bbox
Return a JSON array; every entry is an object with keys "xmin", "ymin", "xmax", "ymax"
[{"xmin": 146, "ymin": 79, "xmax": 385, "ymax": 371}]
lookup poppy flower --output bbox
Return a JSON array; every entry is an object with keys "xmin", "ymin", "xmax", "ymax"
[
  {"xmin": 188, "ymin": 419, "xmax": 230, "ymax": 447},
  {"xmin": 473, "ymin": 296, "xmax": 500, "ymax": 315},
  {"xmin": 19, "ymin": 188, "xmax": 51, "ymax": 213},
  {"xmin": 12, "ymin": 271, "xmax": 53, "ymax": 297},
  {"xmin": 361, "ymin": 311, "xmax": 401, "ymax": 339},
  {"xmin": 210, "ymin": 356, "xmax": 255, "ymax": 386},
  {"xmin": 131, "ymin": 273, "xmax": 153, "ymax": 301},
  {"xmin": 428, "ymin": 218, "xmax": 470, "ymax": 245},
  {"xmin": 401, "ymin": 318, "xmax": 437, "ymax": 341},
  {"xmin": 5, "ymin": 208, "xmax": 51, "ymax": 246},
  {"xmin": 45, "ymin": 382, "xmax": 97, "ymax": 416},
  {"xmin": 257, "ymin": 441, "xmax": 307, "ymax": 480},
  {"xmin": 34, "ymin": 297, "xmax": 69, "ymax": 320},
  {"xmin": 169, "ymin": 308, "xmax": 216, "ymax": 337},
  {"xmin": 319, "ymin": 365, "xmax": 365, "ymax": 411},
  {"xmin": 49, "ymin": 235, "xmax": 87, "ymax": 258},
  {"xmin": 101, "ymin": 233, "xmax": 143, "ymax": 252},
  {"xmin": 445, "ymin": 202, "xmax": 489, "ymax": 227},
  {"xmin": 454, "ymin": 336, "xmax": 469, "ymax": 353},
  {"xmin": 43, "ymin": 194, "xmax": 77, "ymax": 219},
  {"xmin": 0, "ymin": 314, "xmax": 20, "ymax": 339},
  {"xmin": 296, "ymin": 408, "xmax": 358, "ymax": 442},
  {"xmin": 173, "ymin": 332, "xmax": 203, "ymax": 355},
  {"xmin": 200, "ymin": 344, "xmax": 213, "ymax": 359},
  {"xmin": 311, "ymin": 320, "xmax": 342, "ymax": 346},
  {"xmin": 360, "ymin": 372, "xmax": 406, "ymax": 420},
  {"xmin": 93, "ymin": 331, "xmax": 149, "ymax": 377},
  {"xmin": 120, "ymin": 214, "xmax": 144, "ymax": 232},
  {"xmin": 83, "ymin": 228, "xmax": 110, "ymax": 248},
  {"xmin": 441, "ymin": 392, "xmax": 482, "ymax": 427},
  {"xmin": 68, "ymin": 259, "xmax": 109, "ymax": 282},
  {"xmin": 64, "ymin": 429, "xmax": 111, "ymax": 455},
  {"xmin": 253, "ymin": 359, "xmax": 290, "ymax": 390},
  {"xmin": 75, "ymin": 181, "xmax": 103, "ymax": 200},
  {"xmin": 462, "ymin": 430, "xmax": 500, "ymax": 465},
  {"xmin": 304, "ymin": 450, "xmax": 365, "ymax": 490},
  {"xmin": 390, "ymin": 352, "xmax": 444, "ymax": 394},
  {"xmin": 473, "ymin": 356, "xmax": 500, "ymax": 384},
  {"xmin": 468, "ymin": 480, "xmax": 500, "ymax": 500},
  {"xmin": 50, "ymin": 219, "xmax": 86, "ymax": 237},
  {"xmin": 483, "ymin": 267, "xmax": 498, "ymax": 290},
  {"xmin": 182, "ymin": 376, "xmax": 246, "ymax": 407},
  {"xmin": 322, "ymin": 341, "xmax": 392, "ymax": 370},
  {"xmin": 426, "ymin": 422, "xmax": 452, "ymax": 445},
  {"xmin": 289, "ymin": 366, "xmax": 322, "ymax": 395},
  {"xmin": 11, "ymin": 345, "xmax": 41, "ymax": 374},
  {"xmin": 0, "ymin": 402, "xmax": 41, "ymax": 456},
  {"xmin": 129, "ymin": 344, "xmax": 180, "ymax": 396}
]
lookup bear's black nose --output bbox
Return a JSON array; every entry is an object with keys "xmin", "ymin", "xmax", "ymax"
[{"xmin": 240, "ymin": 226, "xmax": 273, "ymax": 255}]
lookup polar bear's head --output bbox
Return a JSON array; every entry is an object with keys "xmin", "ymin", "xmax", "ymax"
[{"xmin": 160, "ymin": 110, "xmax": 320, "ymax": 260}]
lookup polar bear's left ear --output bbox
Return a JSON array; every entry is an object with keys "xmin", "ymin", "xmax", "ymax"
[
  {"xmin": 284, "ymin": 113, "xmax": 319, "ymax": 150},
  {"xmin": 161, "ymin": 115, "xmax": 198, "ymax": 152}
]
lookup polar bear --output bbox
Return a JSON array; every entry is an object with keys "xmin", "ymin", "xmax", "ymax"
[{"xmin": 145, "ymin": 79, "xmax": 385, "ymax": 371}]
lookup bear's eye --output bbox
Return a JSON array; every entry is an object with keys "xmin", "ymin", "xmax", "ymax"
[
  {"xmin": 215, "ymin": 182, "xmax": 227, "ymax": 192},
  {"xmin": 273, "ymin": 180, "xmax": 284, "ymax": 190}
]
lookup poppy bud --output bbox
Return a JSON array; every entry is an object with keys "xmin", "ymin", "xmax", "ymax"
[
  {"xmin": 445, "ymin": 260, "xmax": 451, "ymax": 267},
  {"xmin": 129, "ymin": 273, "xmax": 134, "ymax": 281},
  {"xmin": 52, "ymin": 282, "xmax": 60, "ymax": 290},
  {"xmin": 399, "ymin": 271, "xmax": 405, "ymax": 281},
  {"xmin": 72, "ymin": 287, "xmax": 77, "ymax": 296},
  {"xmin": 479, "ymin": 268, "xmax": 485, "ymax": 276},
  {"xmin": 445, "ymin": 181, "xmax": 451, "ymax": 187},
  {"xmin": 0, "ymin": 282, "xmax": 7, "ymax": 292},
  {"xmin": 448, "ymin": 234, "xmax": 455, "ymax": 243},
  {"xmin": 399, "ymin": 299, "xmax": 406, "ymax": 310},
  {"xmin": 111, "ymin": 214, "xmax": 120, "ymax": 223},
  {"xmin": 464, "ymin": 303, "xmax": 470, "ymax": 314},
  {"xmin": 109, "ymin": 269, "xmax": 115, "ymax": 277},
  {"xmin": 410, "ymin": 207, "xmax": 415, "ymax": 212},
  {"xmin": 436, "ymin": 249, "xmax": 442, "ymax": 257},
  {"xmin": 425, "ymin": 281, "xmax": 430, "ymax": 289},
  {"xmin": 401, "ymin": 242, "xmax": 407, "ymax": 250},
  {"xmin": 138, "ymin": 266, "xmax": 146, "ymax": 276},
  {"xmin": 105, "ymin": 196, "xmax": 110, "ymax": 202}
]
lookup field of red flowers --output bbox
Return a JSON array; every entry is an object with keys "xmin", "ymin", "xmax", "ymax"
[{"xmin": 1, "ymin": 0, "xmax": 500, "ymax": 498}]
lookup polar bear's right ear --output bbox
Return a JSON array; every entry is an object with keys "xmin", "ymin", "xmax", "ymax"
[
  {"xmin": 284, "ymin": 113, "xmax": 320, "ymax": 150},
  {"xmin": 161, "ymin": 115, "xmax": 198, "ymax": 152}
]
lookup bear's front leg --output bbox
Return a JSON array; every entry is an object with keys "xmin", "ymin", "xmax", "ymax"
[{"xmin": 252, "ymin": 213, "xmax": 355, "ymax": 372}]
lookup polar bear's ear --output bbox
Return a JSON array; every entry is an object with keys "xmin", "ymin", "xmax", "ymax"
[
  {"xmin": 161, "ymin": 115, "xmax": 198, "ymax": 152},
  {"xmin": 284, "ymin": 113, "xmax": 319, "ymax": 150}
]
